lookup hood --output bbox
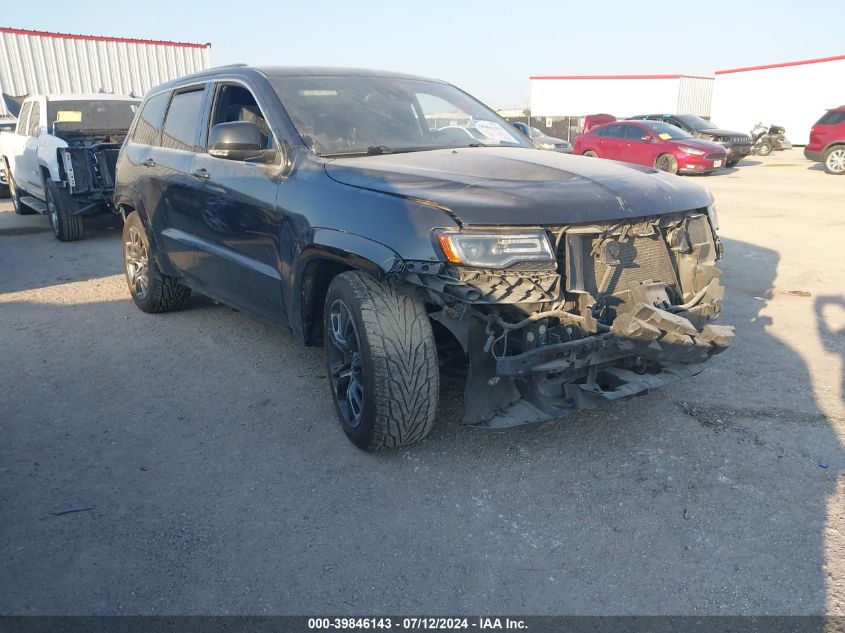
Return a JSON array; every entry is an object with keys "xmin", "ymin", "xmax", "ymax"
[
  {"xmin": 324, "ymin": 147, "xmax": 712, "ymax": 226},
  {"xmin": 670, "ymin": 138, "xmax": 727, "ymax": 152},
  {"xmin": 697, "ymin": 128, "xmax": 750, "ymax": 140}
]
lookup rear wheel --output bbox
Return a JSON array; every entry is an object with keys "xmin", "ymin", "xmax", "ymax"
[
  {"xmin": 6, "ymin": 165, "xmax": 34, "ymax": 215},
  {"xmin": 46, "ymin": 180, "xmax": 84, "ymax": 241},
  {"xmin": 824, "ymin": 146, "xmax": 845, "ymax": 175},
  {"xmin": 122, "ymin": 211, "xmax": 191, "ymax": 313},
  {"xmin": 324, "ymin": 271, "xmax": 439, "ymax": 450},
  {"xmin": 582, "ymin": 150, "xmax": 597, "ymax": 158},
  {"xmin": 654, "ymin": 153, "xmax": 679, "ymax": 174},
  {"xmin": 757, "ymin": 141, "xmax": 772, "ymax": 156}
]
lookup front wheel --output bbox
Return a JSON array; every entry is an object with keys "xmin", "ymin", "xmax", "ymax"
[
  {"xmin": 46, "ymin": 180, "xmax": 84, "ymax": 241},
  {"xmin": 122, "ymin": 211, "xmax": 191, "ymax": 313},
  {"xmin": 757, "ymin": 141, "xmax": 772, "ymax": 156},
  {"xmin": 654, "ymin": 153, "xmax": 679, "ymax": 174},
  {"xmin": 726, "ymin": 159, "xmax": 739, "ymax": 167},
  {"xmin": 324, "ymin": 271, "xmax": 439, "ymax": 450},
  {"xmin": 824, "ymin": 146, "xmax": 845, "ymax": 175}
]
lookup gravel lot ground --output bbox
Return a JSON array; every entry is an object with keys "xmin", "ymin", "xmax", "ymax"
[{"xmin": 1, "ymin": 149, "xmax": 843, "ymax": 615}]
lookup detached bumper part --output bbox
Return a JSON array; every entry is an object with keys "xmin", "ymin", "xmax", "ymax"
[{"xmin": 463, "ymin": 302, "xmax": 734, "ymax": 429}]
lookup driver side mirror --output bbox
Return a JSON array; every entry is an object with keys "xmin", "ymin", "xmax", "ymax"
[{"xmin": 209, "ymin": 121, "xmax": 277, "ymax": 163}]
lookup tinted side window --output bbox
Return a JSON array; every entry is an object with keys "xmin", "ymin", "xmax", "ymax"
[
  {"xmin": 624, "ymin": 125, "xmax": 646, "ymax": 140},
  {"xmin": 818, "ymin": 111, "xmax": 845, "ymax": 125},
  {"xmin": 161, "ymin": 89, "xmax": 205, "ymax": 151},
  {"xmin": 603, "ymin": 124, "xmax": 626, "ymax": 138},
  {"xmin": 209, "ymin": 84, "xmax": 273, "ymax": 150},
  {"xmin": 131, "ymin": 92, "xmax": 171, "ymax": 146},
  {"xmin": 16, "ymin": 102, "xmax": 32, "ymax": 135},
  {"xmin": 28, "ymin": 102, "xmax": 40, "ymax": 136}
]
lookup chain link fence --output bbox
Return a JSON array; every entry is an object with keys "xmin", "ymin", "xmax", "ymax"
[{"xmin": 499, "ymin": 115, "xmax": 585, "ymax": 143}]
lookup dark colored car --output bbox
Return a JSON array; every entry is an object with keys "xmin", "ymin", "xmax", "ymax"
[
  {"xmin": 629, "ymin": 114, "xmax": 752, "ymax": 167},
  {"xmin": 512, "ymin": 121, "xmax": 572, "ymax": 153},
  {"xmin": 573, "ymin": 120, "xmax": 727, "ymax": 175},
  {"xmin": 114, "ymin": 65, "xmax": 733, "ymax": 450},
  {"xmin": 804, "ymin": 106, "xmax": 845, "ymax": 175}
]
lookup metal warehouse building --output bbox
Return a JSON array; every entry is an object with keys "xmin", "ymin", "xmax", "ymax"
[
  {"xmin": 529, "ymin": 74, "xmax": 714, "ymax": 119},
  {"xmin": 712, "ymin": 54, "xmax": 845, "ymax": 146},
  {"xmin": 0, "ymin": 27, "xmax": 211, "ymax": 118}
]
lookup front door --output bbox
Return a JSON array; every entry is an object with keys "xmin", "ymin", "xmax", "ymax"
[{"xmin": 187, "ymin": 82, "xmax": 286, "ymax": 325}]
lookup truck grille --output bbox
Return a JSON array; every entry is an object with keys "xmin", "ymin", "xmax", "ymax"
[{"xmin": 565, "ymin": 231, "xmax": 678, "ymax": 297}]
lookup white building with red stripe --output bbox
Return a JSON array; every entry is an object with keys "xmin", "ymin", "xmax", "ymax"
[
  {"xmin": 529, "ymin": 74, "xmax": 714, "ymax": 119},
  {"xmin": 711, "ymin": 55, "xmax": 845, "ymax": 146}
]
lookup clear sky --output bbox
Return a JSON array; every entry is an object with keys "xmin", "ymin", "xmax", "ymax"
[{"xmin": 4, "ymin": 0, "xmax": 844, "ymax": 108}]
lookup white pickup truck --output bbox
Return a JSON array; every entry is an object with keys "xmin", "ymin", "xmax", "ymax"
[{"xmin": 0, "ymin": 93, "xmax": 139, "ymax": 241}]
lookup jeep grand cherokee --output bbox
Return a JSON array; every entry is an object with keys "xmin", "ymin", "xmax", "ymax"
[{"xmin": 114, "ymin": 65, "xmax": 734, "ymax": 450}]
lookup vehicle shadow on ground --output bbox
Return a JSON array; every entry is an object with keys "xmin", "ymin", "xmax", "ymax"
[
  {"xmin": 1, "ymin": 238, "xmax": 842, "ymax": 616},
  {"xmin": 0, "ymin": 210, "xmax": 123, "ymax": 294}
]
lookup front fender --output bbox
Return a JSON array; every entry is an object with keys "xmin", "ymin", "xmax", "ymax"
[{"xmin": 288, "ymin": 228, "xmax": 403, "ymax": 343}]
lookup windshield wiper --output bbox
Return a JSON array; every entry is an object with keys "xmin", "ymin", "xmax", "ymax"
[{"xmin": 366, "ymin": 145, "xmax": 395, "ymax": 155}]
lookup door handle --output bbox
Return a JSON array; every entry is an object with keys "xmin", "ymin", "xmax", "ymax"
[
  {"xmin": 190, "ymin": 168, "xmax": 210, "ymax": 180},
  {"xmin": 141, "ymin": 158, "xmax": 156, "ymax": 167}
]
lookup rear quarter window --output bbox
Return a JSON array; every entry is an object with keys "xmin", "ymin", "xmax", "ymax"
[
  {"xmin": 130, "ymin": 91, "xmax": 171, "ymax": 146},
  {"xmin": 817, "ymin": 111, "xmax": 845, "ymax": 125}
]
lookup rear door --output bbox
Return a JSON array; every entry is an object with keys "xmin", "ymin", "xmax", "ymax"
[
  {"xmin": 19, "ymin": 100, "xmax": 43, "ymax": 193},
  {"xmin": 187, "ymin": 81, "xmax": 286, "ymax": 324},
  {"xmin": 9, "ymin": 101, "xmax": 32, "ymax": 188},
  {"xmin": 153, "ymin": 86, "xmax": 211, "ymax": 281}
]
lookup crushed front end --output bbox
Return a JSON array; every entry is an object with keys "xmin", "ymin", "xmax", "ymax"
[
  {"xmin": 56, "ymin": 135, "xmax": 124, "ymax": 214},
  {"xmin": 402, "ymin": 209, "xmax": 734, "ymax": 428}
]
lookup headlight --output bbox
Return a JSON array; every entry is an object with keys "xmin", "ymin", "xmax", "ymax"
[
  {"xmin": 435, "ymin": 229, "xmax": 555, "ymax": 268},
  {"xmin": 699, "ymin": 133, "xmax": 715, "ymax": 141},
  {"xmin": 679, "ymin": 146, "xmax": 705, "ymax": 156},
  {"xmin": 538, "ymin": 142, "xmax": 555, "ymax": 150}
]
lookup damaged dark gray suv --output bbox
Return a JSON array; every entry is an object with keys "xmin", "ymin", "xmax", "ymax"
[{"xmin": 114, "ymin": 65, "xmax": 734, "ymax": 450}]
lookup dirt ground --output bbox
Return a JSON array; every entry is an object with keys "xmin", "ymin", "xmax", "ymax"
[{"xmin": 1, "ymin": 149, "xmax": 843, "ymax": 615}]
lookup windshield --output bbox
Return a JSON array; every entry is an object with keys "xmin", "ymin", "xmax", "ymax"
[
  {"xmin": 675, "ymin": 115, "xmax": 714, "ymax": 131},
  {"xmin": 270, "ymin": 75, "xmax": 532, "ymax": 156},
  {"xmin": 529, "ymin": 127, "xmax": 544, "ymax": 137},
  {"xmin": 643, "ymin": 122, "xmax": 693, "ymax": 140},
  {"xmin": 46, "ymin": 99, "xmax": 139, "ymax": 132}
]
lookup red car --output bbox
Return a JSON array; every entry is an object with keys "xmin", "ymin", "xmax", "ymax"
[
  {"xmin": 574, "ymin": 120, "xmax": 727, "ymax": 175},
  {"xmin": 804, "ymin": 106, "xmax": 845, "ymax": 175}
]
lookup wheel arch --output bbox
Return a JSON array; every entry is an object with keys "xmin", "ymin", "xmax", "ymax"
[{"xmin": 292, "ymin": 230, "xmax": 404, "ymax": 346}]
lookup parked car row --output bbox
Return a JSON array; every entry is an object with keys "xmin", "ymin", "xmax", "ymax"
[
  {"xmin": 1, "ymin": 66, "xmax": 734, "ymax": 451},
  {"xmin": 574, "ymin": 113, "xmax": 751, "ymax": 175}
]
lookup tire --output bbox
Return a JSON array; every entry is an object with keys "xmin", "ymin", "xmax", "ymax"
[
  {"xmin": 654, "ymin": 153, "xmax": 679, "ymax": 174},
  {"xmin": 726, "ymin": 159, "xmax": 739, "ymax": 168},
  {"xmin": 45, "ymin": 180, "xmax": 84, "ymax": 241},
  {"xmin": 6, "ymin": 165, "xmax": 34, "ymax": 215},
  {"xmin": 757, "ymin": 141, "xmax": 772, "ymax": 157},
  {"xmin": 582, "ymin": 150, "xmax": 598, "ymax": 158},
  {"xmin": 324, "ymin": 271, "xmax": 439, "ymax": 450},
  {"xmin": 122, "ymin": 211, "xmax": 191, "ymax": 313},
  {"xmin": 823, "ymin": 146, "xmax": 845, "ymax": 175}
]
